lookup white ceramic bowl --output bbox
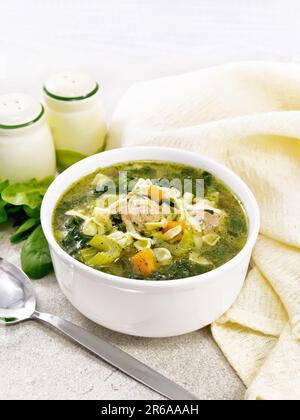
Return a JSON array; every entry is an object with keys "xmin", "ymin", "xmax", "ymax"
[{"xmin": 41, "ymin": 147, "xmax": 260, "ymax": 337}]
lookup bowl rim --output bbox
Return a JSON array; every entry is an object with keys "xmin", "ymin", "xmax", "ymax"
[{"xmin": 41, "ymin": 146, "xmax": 260, "ymax": 290}]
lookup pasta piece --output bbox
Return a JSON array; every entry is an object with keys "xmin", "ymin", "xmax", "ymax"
[
  {"xmin": 163, "ymin": 221, "xmax": 186, "ymax": 241},
  {"xmin": 189, "ymin": 252, "xmax": 213, "ymax": 267},
  {"xmin": 96, "ymin": 194, "xmax": 118, "ymax": 208},
  {"xmin": 108, "ymin": 231, "xmax": 133, "ymax": 248},
  {"xmin": 203, "ymin": 233, "xmax": 220, "ymax": 246},
  {"xmin": 93, "ymin": 207, "xmax": 112, "ymax": 228},
  {"xmin": 82, "ymin": 220, "xmax": 98, "ymax": 236},
  {"xmin": 134, "ymin": 238, "xmax": 152, "ymax": 251},
  {"xmin": 92, "ymin": 173, "xmax": 111, "ymax": 188},
  {"xmin": 183, "ymin": 192, "xmax": 194, "ymax": 204},
  {"xmin": 65, "ymin": 210, "xmax": 88, "ymax": 220},
  {"xmin": 153, "ymin": 248, "xmax": 172, "ymax": 265}
]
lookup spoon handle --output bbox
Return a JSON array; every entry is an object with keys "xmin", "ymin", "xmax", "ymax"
[{"xmin": 31, "ymin": 311, "xmax": 199, "ymax": 400}]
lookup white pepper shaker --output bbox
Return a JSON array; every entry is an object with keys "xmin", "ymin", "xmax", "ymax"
[
  {"xmin": 43, "ymin": 72, "xmax": 107, "ymax": 171},
  {"xmin": 0, "ymin": 93, "xmax": 56, "ymax": 182}
]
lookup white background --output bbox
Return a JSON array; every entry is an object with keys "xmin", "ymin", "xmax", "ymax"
[
  {"xmin": 1, "ymin": 0, "xmax": 300, "ymax": 116},
  {"xmin": 1, "ymin": 0, "xmax": 300, "ymax": 400}
]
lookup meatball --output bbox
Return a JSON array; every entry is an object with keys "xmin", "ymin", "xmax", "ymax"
[
  {"xmin": 122, "ymin": 196, "xmax": 161, "ymax": 229},
  {"xmin": 203, "ymin": 211, "xmax": 225, "ymax": 232}
]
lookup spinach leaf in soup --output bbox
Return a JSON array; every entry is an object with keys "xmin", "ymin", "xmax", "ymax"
[
  {"xmin": 61, "ymin": 217, "xmax": 91, "ymax": 257},
  {"xmin": 54, "ymin": 161, "xmax": 248, "ymax": 281}
]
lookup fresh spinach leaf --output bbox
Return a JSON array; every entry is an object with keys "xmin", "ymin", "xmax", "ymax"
[
  {"xmin": 21, "ymin": 225, "xmax": 53, "ymax": 279},
  {"xmin": 23, "ymin": 205, "xmax": 41, "ymax": 219},
  {"xmin": 7, "ymin": 205, "xmax": 28, "ymax": 227},
  {"xmin": 0, "ymin": 178, "xmax": 53, "ymax": 279},
  {"xmin": 0, "ymin": 180, "xmax": 9, "ymax": 193},
  {"xmin": 2, "ymin": 176, "xmax": 53, "ymax": 209},
  {"xmin": 56, "ymin": 149, "xmax": 87, "ymax": 172},
  {"xmin": 0, "ymin": 180, "xmax": 9, "ymax": 224},
  {"xmin": 0, "ymin": 199, "xmax": 7, "ymax": 224},
  {"xmin": 10, "ymin": 218, "xmax": 40, "ymax": 244}
]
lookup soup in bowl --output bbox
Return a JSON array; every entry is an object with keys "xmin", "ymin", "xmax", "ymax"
[
  {"xmin": 41, "ymin": 147, "xmax": 260, "ymax": 337},
  {"xmin": 54, "ymin": 161, "xmax": 248, "ymax": 281}
]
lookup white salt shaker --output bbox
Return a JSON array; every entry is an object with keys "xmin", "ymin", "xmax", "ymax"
[
  {"xmin": 0, "ymin": 94, "xmax": 56, "ymax": 182},
  {"xmin": 43, "ymin": 72, "xmax": 107, "ymax": 171}
]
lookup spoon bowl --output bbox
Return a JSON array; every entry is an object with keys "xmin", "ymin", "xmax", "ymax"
[
  {"xmin": 0, "ymin": 258, "xmax": 36, "ymax": 325},
  {"xmin": 0, "ymin": 257, "xmax": 199, "ymax": 400}
]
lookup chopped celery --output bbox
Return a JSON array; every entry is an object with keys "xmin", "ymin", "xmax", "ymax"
[
  {"xmin": 166, "ymin": 230, "xmax": 194, "ymax": 257},
  {"xmin": 80, "ymin": 235, "xmax": 121, "ymax": 266}
]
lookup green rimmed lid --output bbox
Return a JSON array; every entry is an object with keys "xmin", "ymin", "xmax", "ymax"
[
  {"xmin": 0, "ymin": 94, "xmax": 44, "ymax": 130},
  {"xmin": 44, "ymin": 72, "xmax": 99, "ymax": 101}
]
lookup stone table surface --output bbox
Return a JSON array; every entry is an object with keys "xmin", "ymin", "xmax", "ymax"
[
  {"xmin": 0, "ymin": 230, "xmax": 244, "ymax": 400},
  {"xmin": 2, "ymin": 0, "xmax": 300, "ymax": 400}
]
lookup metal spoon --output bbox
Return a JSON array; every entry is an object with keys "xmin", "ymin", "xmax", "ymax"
[{"xmin": 0, "ymin": 257, "xmax": 199, "ymax": 400}]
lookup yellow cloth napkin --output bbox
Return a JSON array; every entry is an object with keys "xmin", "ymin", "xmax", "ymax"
[{"xmin": 108, "ymin": 62, "xmax": 300, "ymax": 400}]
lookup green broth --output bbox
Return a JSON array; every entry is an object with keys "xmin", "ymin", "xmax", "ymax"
[{"xmin": 53, "ymin": 161, "xmax": 248, "ymax": 280}]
